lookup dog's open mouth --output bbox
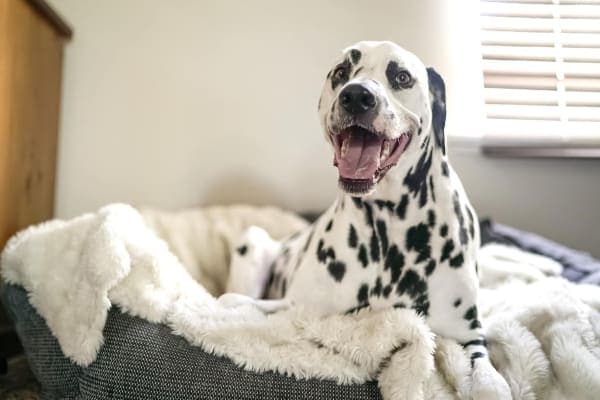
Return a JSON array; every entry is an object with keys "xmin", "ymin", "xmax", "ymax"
[{"xmin": 332, "ymin": 126, "xmax": 411, "ymax": 194}]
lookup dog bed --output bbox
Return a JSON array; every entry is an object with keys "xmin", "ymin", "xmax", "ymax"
[
  {"xmin": 2, "ymin": 284, "xmax": 383, "ymax": 400},
  {"xmin": 2, "ymin": 204, "xmax": 600, "ymax": 400}
]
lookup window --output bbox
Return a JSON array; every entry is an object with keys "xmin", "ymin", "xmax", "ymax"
[{"xmin": 479, "ymin": 0, "xmax": 600, "ymax": 155}]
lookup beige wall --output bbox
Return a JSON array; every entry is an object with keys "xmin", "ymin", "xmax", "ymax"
[{"xmin": 49, "ymin": 0, "xmax": 599, "ymax": 257}]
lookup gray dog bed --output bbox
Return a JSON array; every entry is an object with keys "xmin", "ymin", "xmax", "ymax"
[{"xmin": 2, "ymin": 283, "xmax": 382, "ymax": 400}]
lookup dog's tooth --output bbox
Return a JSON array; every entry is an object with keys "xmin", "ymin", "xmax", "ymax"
[
  {"xmin": 341, "ymin": 137, "xmax": 349, "ymax": 156},
  {"xmin": 381, "ymin": 141, "xmax": 391, "ymax": 160}
]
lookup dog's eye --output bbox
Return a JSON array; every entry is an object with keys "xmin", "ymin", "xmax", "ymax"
[
  {"xmin": 397, "ymin": 71, "xmax": 412, "ymax": 85},
  {"xmin": 331, "ymin": 62, "xmax": 351, "ymax": 89},
  {"xmin": 386, "ymin": 61, "xmax": 415, "ymax": 90},
  {"xmin": 333, "ymin": 67, "xmax": 347, "ymax": 80}
]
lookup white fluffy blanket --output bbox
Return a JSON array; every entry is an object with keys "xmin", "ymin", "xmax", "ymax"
[{"xmin": 2, "ymin": 204, "xmax": 600, "ymax": 400}]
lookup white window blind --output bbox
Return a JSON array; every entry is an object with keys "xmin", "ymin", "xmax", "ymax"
[{"xmin": 480, "ymin": 0, "xmax": 600, "ymax": 148}]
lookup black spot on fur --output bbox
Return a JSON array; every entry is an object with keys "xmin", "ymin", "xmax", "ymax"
[
  {"xmin": 236, "ymin": 245, "xmax": 248, "ymax": 256},
  {"xmin": 376, "ymin": 220, "xmax": 389, "ymax": 255},
  {"xmin": 415, "ymin": 246, "xmax": 431, "ymax": 264},
  {"xmin": 427, "ymin": 67, "xmax": 447, "ymax": 154},
  {"xmin": 440, "ymin": 239, "xmax": 454, "ymax": 263},
  {"xmin": 316, "ymin": 239, "xmax": 325, "ymax": 262},
  {"xmin": 454, "ymin": 298, "xmax": 462, "ymax": 307},
  {"xmin": 470, "ymin": 319, "xmax": 482, "ymax": 330},
  {"xmin": 372, "ymin": 277, "xmax": 383, "ymax": 297},
  {"xmin": 427, "ymin": 209, "xmax": 436, "ymax": 227},
  {"xmin": 396, "ymin": 269, "xmax": 427, "ymax": 299},
  {"xmin": 441, "ymin": 161, "xmax": 449, "ymax": 177},
  {"xmin": 352, "ymin": 197, "xmax": 363, "ymax": 209},
  {"xmin": 317, "ymin": 240, "xmax": 336, "ymax": 264},
  {"xmin": 453, "ymin": 192, "xmax": 469, "ymax": 245},
  {"xmin": 394, "ymin": 302, "xmax": 406, "ymax": 309},
  {"xmin": 412, "ymin": 295, "xmax": 430, "ymax": 316},
  {"xmin": 358, "ymin": 244, "xmax": 368, "ymax": 268},
  {"xmin": 370, "ymin": 233, "xmax": 380, "ymax": 263},
  {"xmin": 383, "ymin": 285, "xmax": 392, "ymax": 298},
  {"xmin": 425, "ymin": 259, "xmax": 436, "ymax": 276},
  {"xmin": 328, "ymin": 261, "xmax": 346, "ymax": 282},
  {"xmin": 350, "ymin": 49, "xmax": 362, "ymax": 64},
  {"xmin": 357, "ymin": 283, "xmax": 369, "ymax": 303},
  {"xmin": 470, "ymin": 351, "xmax": 485, "ymax": 367},
  {"xmin": 396, "ymin": 270, "xmax": 430, "ymax": 316},
  {"xmin": 404, "ymin": 150, "xmax": 433, "ymax": 208},
  {"xmin": 331, "ymin": 58, "xmax": 352, "ymax": 90},
  {"xmin": 327, "ymin": 248, "xmax": 335, "ymax": 260},
  {"xmin": 406, "ymin": 224, "xmax": 430, "ymax": 251},
  {"xmin": 395, "ymin": 194, "xmax": 409, "ymax": 219},
  {"xmin": 375, "ymin": 199, "xmax": 395, "ymax": 212},
  {"xmin": 464, "ymin": 339, "xmax": 487, "ymax": 348},
  {"xmin": 385, "ymin": 245, "xmax": 404, "ymax": 283},
  {"xmin": 449, "ymin": 253, "xmax": 464, "ymax": 268},
  {"xmin": 348, "ymin": 224, "xmax": 358, "ymax": 248},
  {"xmin": 325, "ymin": 219, "xmax": 333, "ymax": 232},
  {"xmin": 416, "ymin": 247, "xmax": 430, "ymax": 263},
  {"xmin": 429, "ymin": 176, "xmax": 436, "ymax": 202},
  {"xmin": 464, "ymin": 306, "xmax": 478, "ymax": 321},
  {"xmin": 406, "ymin": 223, "xmax": 431, "ymax": 263},
  {"xmin": 440, "ymin": 224, "xmax": 448, "ymax": 237},
  {"xmin": 364, "ymin": 202, "xmax": 374, "ymax": 228},
  {"xmin": 466, "ymin": 207, "xmax": 476, "ymax": 239}
]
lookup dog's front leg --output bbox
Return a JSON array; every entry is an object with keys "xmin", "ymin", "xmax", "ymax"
[
  {"xmin": 225, "ymin": 226, "xmax": 281, "ymax": 298},
  {"xmin": 461, "ymin": 329, "xmax": 512, "ymax": 400},
  {"xmin": 218, "ymin": 226, "xmax": 291, "ymax": 313},
  {"xmin": 443, "ymin": 304, "xmax": 512, "ymax": 399},
  {"xmin": 429, "ymin": 271, "xmax": 512, "ymax": 399}
]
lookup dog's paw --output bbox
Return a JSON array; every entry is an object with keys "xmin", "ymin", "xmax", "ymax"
[
  {"xmin": 217, "ymin": 293, "xmax": 252, "ymax": 308},
  {"xmin": 217, "ymin": 293, "xmax": 291, "ymax": 314},
  {"xmin": 471, "ymin": 359, "xmax": 512, "ymax": 400}
]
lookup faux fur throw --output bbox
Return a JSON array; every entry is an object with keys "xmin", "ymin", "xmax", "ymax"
[{"xmin": 2, "ymin": 204, "xmax": 600, "ymax": 400}]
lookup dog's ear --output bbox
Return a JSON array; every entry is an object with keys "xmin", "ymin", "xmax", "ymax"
[{"xmin": 426, "ymin": 67, "xmax": 446, "ymax": 155}]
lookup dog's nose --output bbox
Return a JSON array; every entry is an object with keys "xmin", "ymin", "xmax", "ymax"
[{"xmin": 339, "ymin": 84, "xmax": 377, "ymax": 115}]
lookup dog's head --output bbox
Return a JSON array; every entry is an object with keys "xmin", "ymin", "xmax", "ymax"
[{"xmin": 318, "ymin": 41, "xmax": 446, "ymax": 196}]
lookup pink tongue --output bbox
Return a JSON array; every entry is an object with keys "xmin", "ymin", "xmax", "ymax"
[{"xmin": 338, "ymin": 132, "xmax": 384, "ymax": 180}]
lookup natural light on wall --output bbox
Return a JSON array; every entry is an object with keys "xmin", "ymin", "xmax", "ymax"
[{"xmin": 479, "ymin": 0, "xmax": 600, "ymax": 156}]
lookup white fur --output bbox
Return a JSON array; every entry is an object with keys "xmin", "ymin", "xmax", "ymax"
[{"xmin": 2, "ymin": 204, "xmax": 600, "ymax": 399}]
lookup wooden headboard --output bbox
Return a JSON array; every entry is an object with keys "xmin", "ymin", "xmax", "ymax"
[{"xmin": 0, "ymin": 0, "xmax": 72, "ymax": 250}]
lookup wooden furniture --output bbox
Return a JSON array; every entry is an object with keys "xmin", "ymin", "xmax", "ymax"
[
  {"xmin": 0, "ymin": 0, "xmax": 71, "ymax": 362},
  {"xmin": 0, "ymin": 0, "xmax": 71, "ymax": 250}
]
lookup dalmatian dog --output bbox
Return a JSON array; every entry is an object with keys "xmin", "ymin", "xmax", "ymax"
[{"xmin": 221, "ymin": 41, "xmax": 511, "ymax": 399}]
